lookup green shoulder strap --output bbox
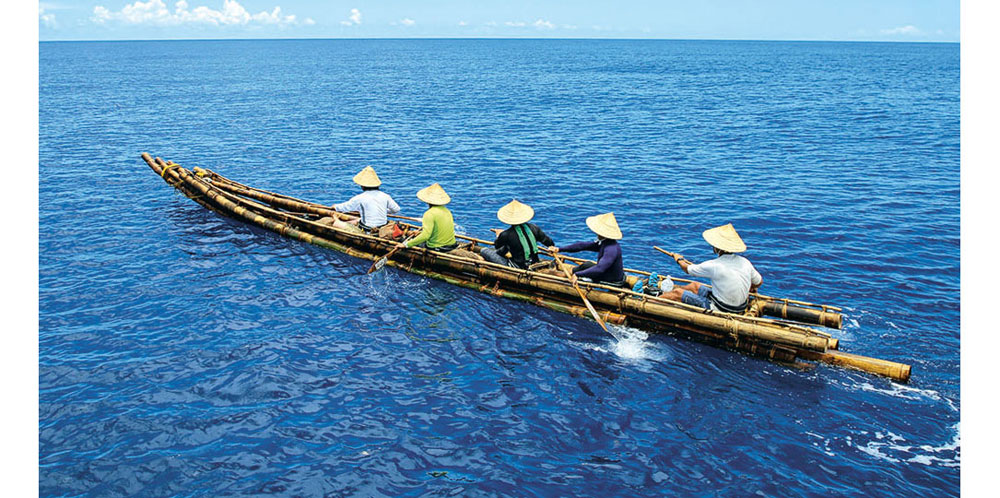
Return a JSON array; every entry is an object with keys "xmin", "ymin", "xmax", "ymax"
[{"xmin": 514, "ymin": 224, "xmax": 538, "ymax": 261}]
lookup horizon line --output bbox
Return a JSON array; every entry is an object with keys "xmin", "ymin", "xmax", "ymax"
[{"xmin": 38, "ymin": 36, "xmax": 960, "ymax": 44}]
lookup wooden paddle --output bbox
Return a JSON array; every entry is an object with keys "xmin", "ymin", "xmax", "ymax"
[
  {"xmin": 551, "ymin": 251, "xmax": 609, "ymax": 332},
  {"xmin": 653, "ymin": 246, "xmax": 683, "ymax": 261},
  {"xmin": 368, "ymin": 231, "xmax": 419, "ymax": 274}
]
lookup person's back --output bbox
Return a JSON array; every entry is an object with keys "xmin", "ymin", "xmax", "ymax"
[
  {"xmin": 411, "ymin": 205, "xmax": 456, "ymax": 249},
  {"xmin": 661, "ymin": 223, "xmax": 763, "ymax": 314},
  {"xmin": 559, "ymin": 238, "xmax": 624, "ymax": 283},
  {"xmin": 335, "ymin": 189, "xmax": 400, "ymax": 229},
  {"xmin": 480, "ymin": 200, "xmax": 553, "ymax": 269},
  {"xmin": 550, "ymin": 212, "xmax": 627, "ymax": 287},
  {"xmin": 686, "ymin": 254, "xmax": 760, "ymax": 310},
  {"xmin": 493, "ymin": 223, "xmax": 554, "ymax": 269},
  {"xmin": 329, "ymin": 166, "xmax": 400, "ymax": 231},
  {"xmin": 402, "ymin": 183, "xmax": 457, "ymax": 251}
]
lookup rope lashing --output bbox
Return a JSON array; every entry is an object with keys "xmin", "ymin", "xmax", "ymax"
[{"xmin": 161, "ymin": 162, "xmax": 181, "ymax": 178}]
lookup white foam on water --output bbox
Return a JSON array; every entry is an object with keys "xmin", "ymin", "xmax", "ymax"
[
  {"xmin": 852, "ymin": 422, "xmax": 960, "ymax": 467},
  {"xmin": 588, "ymin": 325, "xmax": 671, "ymax": 366},
  {"xmin": 856, "ymin": 441, "xmax": 901, "ymax": 463},
  {"xmin": 805, "ymin": 432, "xmax": 837, "ymax": 457},
  {"xmin": 919, "ymin": 422, "xmax": 961, "ymax": 454},
  {"xmin": 823, "ymin": 376, "xmax": 961, "ymax": 468},
  {"xmin": 611, "ymin": 331, "xmax": 648, "ymax": 360},
  {"xmin": 364, "ymin": 266, "xmax": 427, "ymax": 299},
  {"xmin": 854, "ymin": 381, "xmax": 958, "ymax": 412}
]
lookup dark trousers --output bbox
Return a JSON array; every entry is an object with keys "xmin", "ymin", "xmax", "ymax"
[
  {"xmin": 573, "ymin": 262, "xmax": 627, "ymax": 288},
  {"xmin": 480, "ymin": 247, "xmax": 514, "ymax": 267},
  {"xmin": 414, "ymin": 242, "xmax": 459, "ymax": 252}
]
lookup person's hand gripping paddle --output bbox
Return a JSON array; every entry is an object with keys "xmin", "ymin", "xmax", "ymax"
[{"xmin": 368, "ymin": 231, "xmax": 419, "ymax": 274}]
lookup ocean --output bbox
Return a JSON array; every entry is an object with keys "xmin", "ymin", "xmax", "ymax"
[{"xmin": 39, "ymin": 39, "xmax": 960, "ymax": 496}]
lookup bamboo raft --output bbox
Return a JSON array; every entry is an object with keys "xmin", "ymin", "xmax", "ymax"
[{"xmin": 142, "ymin": 153, "xmax": 912, "ymax": 382}]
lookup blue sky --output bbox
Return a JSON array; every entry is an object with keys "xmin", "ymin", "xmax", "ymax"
[{"xmin": 38, "ymin": 0, "xmax": 959, "ymax": 42}]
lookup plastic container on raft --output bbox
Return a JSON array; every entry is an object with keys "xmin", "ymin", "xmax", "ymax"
[{"xmin": 659, "ymin": 276, "xmax": 674, "ymax": 293}]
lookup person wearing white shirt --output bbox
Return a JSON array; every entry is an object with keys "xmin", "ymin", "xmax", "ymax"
[
  {"xmin": 319, "ymin": 166, "xmax": 401, "ymax": 233},
  {"xmin": 661, "ymin": 223, "xmax": 763, "ymax": 314}
]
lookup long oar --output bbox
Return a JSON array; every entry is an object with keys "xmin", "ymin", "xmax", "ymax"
[
  {"xmin": 653, "ymin": 246, "xmax": 683, "ymax": 261},
  {"xmin": 551, "ymin": 252, "xmax": 608, "ymax": 332},
  {"xmin": 368, "ymin": 232, "xmax": 419, "ymax": 274}
]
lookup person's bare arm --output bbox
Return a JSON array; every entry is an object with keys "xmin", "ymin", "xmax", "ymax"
[
  {"xmin": 672, "ymin": 253, "xmax": 694, "ymax": 273},
  {"xmin": 750, "ymin": 270, "xmax": 763, "ymax": 293}
]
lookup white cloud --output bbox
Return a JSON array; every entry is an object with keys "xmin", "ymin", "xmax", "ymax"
[
  {"xmin": 92, "ymin": 0, "xmax": 302, "ymax": 26},
  {"xmin": 39, "ymin": 6, "xmax": 57, "ymax": 28},
  {"xmin": 303, "ymin": 18, "xmax": 315, "ymax": 26},
  {"xmin": 340, "ymin": 8, "xmax": 361, "ymax": 26},
  {"xmin": 485, "ymin": 21, "xmax": 497, "ymax": 27},
  {"xmin": 400, "ymin": 18, "xmax": 415, "ymax": 26},
  {"xmin": 458, "ymin": 21, "xmax": 467, "ymax": 27},
  {"xmin": 880, "ymin": 25, "xmax": 921, "ymax": 35},
  {"xmin": 504, "ymin": 19, "xmax": 556, "ymax": 29}
]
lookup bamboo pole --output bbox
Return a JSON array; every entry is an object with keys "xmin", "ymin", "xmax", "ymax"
[
  {"xmin": 193, "ymin": 164, "xmax": 836, "ymax": 352},
  {"xmin": 153, "ymin": 159, "xmax": 383, "ymax": 263},
  {"xmin": 157, "ymin": 159, "xmax": 634, "ymax": 330},
  {"xmin": 141, "ymin": 154, "xmax": 219, "ymax": 213},
  {"xmin": 759, "ymin": 301, "xmax": 843, "ymax": 329},
  {"xmin": 202, "ymin": 165, "xmax": 839, "ymax": 323},
  {"xmin": 551, "ymin": 252, "xmax": 609, "ymax": 332},
  {"xmin": 403, "ymin": 267, "xmax": 628, "ymax": 326},
  {"xmin": 200, "ymin": 169, "xmax": 624, "ymax": 265},
  {"xmin": 796, "ymin": 350, "xmax": 911, "ymax": 382},
  {"xmin": 146, "ymin": 156, "xmax": 909, "ymax": 381},
  {"xmin": 192, "ymin": 164, "xmax": 837, "ymax": 349}
]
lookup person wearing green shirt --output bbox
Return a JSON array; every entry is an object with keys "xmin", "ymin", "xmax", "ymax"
[{"xmin": 397, "ymin": 183, "xmax": 458, "ymax": 252}]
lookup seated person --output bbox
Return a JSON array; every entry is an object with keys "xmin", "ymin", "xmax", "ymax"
[
  {"xmin": 481, "ymin": 199, "xmax": 555, "ymax": 269},
  {"xmin": 661, "ymin": 223, "xmax": 763, "ymax": 314},
  {"xmin": 396, "ymin": 183, "xmax": 457, "ymax": 252},
  {"xmin": 319, "ymin": 166, "xmax": 401, "ymax": 233},
  {"xmin": 549, "ymin": 212, "xmax": 627, "ymax": 288}
]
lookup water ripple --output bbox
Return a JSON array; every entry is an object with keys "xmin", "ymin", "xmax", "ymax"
[{"xmin": 40, "ymin": 39, "xmax": 959, "ymax": 497}]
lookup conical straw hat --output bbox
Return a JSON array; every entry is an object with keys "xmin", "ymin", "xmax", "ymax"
[
  {"xmin": 497, "ymin": 199, "xmax": 534, "ymax": 225},
  {"xmin": 585, "ymin": 212, "xmax": 623, "ymax": 240},
  {"xmin": 352, "ymin": 166, "xmax": 381, "ymax": 187},
  {"xmin": 416, "ymin": 183, "xmax": 451, "ymax": 205},
  {"xmin": 702, "ymin": 223, "xmax": 747, "ymax": 253}
]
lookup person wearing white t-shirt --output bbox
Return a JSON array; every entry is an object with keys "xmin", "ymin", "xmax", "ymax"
[
  {"xmin": 318, "ymin": 166, "xmax": 401, "ymax": 233},
  {"xmin": 661, "ymin": 223, "xmax": 763, "ymax": 314}
]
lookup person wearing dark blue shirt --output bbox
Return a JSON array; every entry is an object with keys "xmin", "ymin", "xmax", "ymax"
[{"xmin": 549, "ymin": 212, "xmax": 626, "ymax": 287}]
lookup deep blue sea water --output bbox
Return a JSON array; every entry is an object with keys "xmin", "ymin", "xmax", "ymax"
[{"xmin": 39, "ymin": 39, "xmax": 959, "ymax": 496}]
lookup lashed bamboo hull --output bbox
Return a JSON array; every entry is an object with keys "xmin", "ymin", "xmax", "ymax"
[
  {"xmin": 142, "ymin": 153, "xmax": 911, "ymax": 382},
  {"xmin": 193, "ymin": 171, "xmax": 848, "ymax": 331}
]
